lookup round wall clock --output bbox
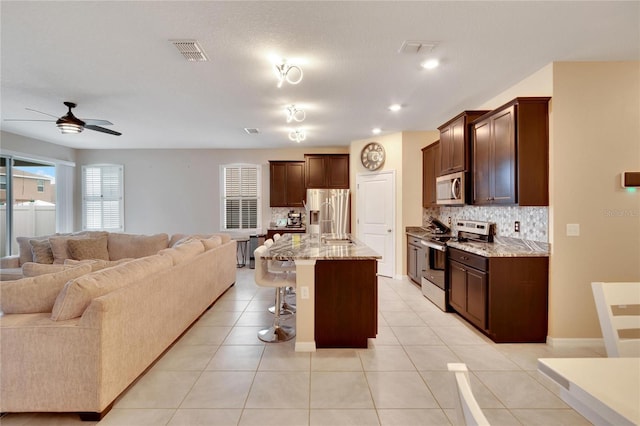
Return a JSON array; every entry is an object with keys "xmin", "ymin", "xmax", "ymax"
[{"xmin": 361, "ymin": 142, "xmax": 386, "ymax": 171}]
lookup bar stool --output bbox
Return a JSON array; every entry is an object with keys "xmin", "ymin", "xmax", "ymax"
[
  {"xmin": 273, "ymin": 233, "xmax": 282, "ymax": 241},
  {"xmin": 254, "ymin": 245, "xmax": 296, "ymax": 342},
  {"xmin": 263, "ymin": 238, "xmax": 296, "ymax": 314}
]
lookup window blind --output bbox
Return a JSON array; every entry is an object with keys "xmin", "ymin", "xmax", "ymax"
[
  {"xmin": 222, "ymin": 165, "xmax": 260, "ymax": 231},
  {"xmin": 82, "ymin": 165, "xmax": 124, "ymax": 231}
]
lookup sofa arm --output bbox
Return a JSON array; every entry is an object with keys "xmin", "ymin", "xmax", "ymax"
[{"xmin": 1, "ymin": 255, "xmax": 20, "ymax": 269}]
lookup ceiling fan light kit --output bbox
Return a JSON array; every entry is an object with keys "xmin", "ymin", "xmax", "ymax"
[{"xmin": 5, "ymin": 101, "xmax": 122, "ymax": 136}]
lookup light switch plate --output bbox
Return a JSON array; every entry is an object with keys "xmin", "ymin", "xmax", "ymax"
[
  {"xmin": 300, "ymin": 286, "xmax": 310, "ymax": 299},
  {"xmin": 566, "ymin": 223, "xmax": 580, "ymax": 236}
]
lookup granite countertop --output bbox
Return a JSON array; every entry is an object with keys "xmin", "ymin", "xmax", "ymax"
[
  {"xmin": 265, "ymin": 233, "xmax": 381, "ymax": 261},
  {"xmin": 406, "ymin": 226, "xmax": 549, "ymax": 257},
  {"xmin": 447, "ymin": 236, "xmax": 549, "ymax": 258}
]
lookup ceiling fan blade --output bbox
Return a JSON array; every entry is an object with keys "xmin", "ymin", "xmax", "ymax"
[
  {"xmin": 85, "ymin": 124, "xmax": 122, "ymax": 136},
  {"xmin": 83, "ymin": 119, "xmax": 113, "ymax": 126},
  {"xmin": 25, "ymin": 108, "xmax": 59, "ymax": 119},
  {"xmin": 3, "ymin": 119, "xmax": 55, "ymax": 122}
]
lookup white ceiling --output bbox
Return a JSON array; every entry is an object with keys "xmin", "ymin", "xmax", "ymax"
[{"xmin": 1, "ymin": 1, "xmax": 638, "ymax": 150}]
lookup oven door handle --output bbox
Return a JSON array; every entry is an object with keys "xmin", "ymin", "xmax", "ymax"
[{"xmin": 420, "ymin": 240, "xmax": 447, "ymax": 252}]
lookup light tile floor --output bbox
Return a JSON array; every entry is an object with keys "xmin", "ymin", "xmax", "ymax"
[{"xmin": 1, "ymin": 268, "xmax": 603, "ymax": 426}]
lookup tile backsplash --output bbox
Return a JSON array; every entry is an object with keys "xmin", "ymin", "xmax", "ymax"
[
  {"xmin": 423, "ymin": 205, "xmax": 549, "ymax": 242},
  {"xmin": 270, "ymin": 207, "xmax": 306, "ymax": 227}
]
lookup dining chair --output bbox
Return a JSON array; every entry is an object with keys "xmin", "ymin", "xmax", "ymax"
[
  {"xmin": 591, "ymin": 281, "xmax": 640, "ymax": 357},
  {"xmin": 447, "ymin": 363, "xmax": 490, "ymax": 426}
]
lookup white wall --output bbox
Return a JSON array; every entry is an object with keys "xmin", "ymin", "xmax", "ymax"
[{"xmin": 75, "ymin": 147, "xmax": 347, "ymax": 235}]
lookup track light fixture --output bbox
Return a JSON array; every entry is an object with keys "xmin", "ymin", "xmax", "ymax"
[
  {"xmin": 288, "ymin": 128, "xmax": 306, "ymax": 143},
  {"xmin": 285, "ymin": 104, "xmax": 306, "ymax": 123},
  {"xmin": 274, "ymin": 60, "xmax": 303, "ymax": 88}
]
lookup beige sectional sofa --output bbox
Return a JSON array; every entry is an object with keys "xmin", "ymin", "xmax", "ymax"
[{"xmin": 0, "ymin": 232, "xmax": 237, "ymax": 419}]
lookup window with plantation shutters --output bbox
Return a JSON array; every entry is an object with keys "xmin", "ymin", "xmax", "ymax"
[
  {"xmin": 82, "ymin": 164, "xmax": 124, "ymax": 231},
  {"xmin": 221, "ymin": 164, "xmax": 261, "ymax": 231}
]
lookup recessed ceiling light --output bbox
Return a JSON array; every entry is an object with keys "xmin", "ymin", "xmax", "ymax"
[
  {"xmin": 372, "ymin": 128, "xmax": 382, "ymax": 135},
  {"xmin": 388, "ymin": 104, "xmax": 402, "ymax": 112},
  {"xmin": 421, "ymin": 59, "xmax": 440, "ymax": 70}
]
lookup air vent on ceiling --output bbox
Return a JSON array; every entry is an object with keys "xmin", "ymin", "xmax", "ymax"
[
  {"xmin": 398, "ymin": 40, "xmax": 438, "ymax": 54},
  {"xmin": 170, "ymin": 39, "xmax": 208, "ymax": 62},
  {"xmin": 244, "ymin": 128, "xmax": 260, "ymax": 135}
]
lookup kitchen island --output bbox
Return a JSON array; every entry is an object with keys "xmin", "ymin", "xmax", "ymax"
[{"xmin": 265, "ymin": 233, "xmax": 381, "ymax": 351}]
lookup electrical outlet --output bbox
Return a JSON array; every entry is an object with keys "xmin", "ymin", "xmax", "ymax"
[
  {"xmin": 300, "ymin": 286, "xmax": 310, "ymax": 299},
  {"xmin": 514, "ymin": 221, "xmax": 520, "ymax": 232},
  {"xmin": 447, "ymin": 217, "xmax": 452, "ymax": 225}
]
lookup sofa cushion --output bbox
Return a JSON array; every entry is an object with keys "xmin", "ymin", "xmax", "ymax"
[
  {"xmin": 158, "ymin": 240, "xmax": 205, "ymax": 265},
  {"xmin": 67, "ymin": 235, "xmax": 110, "ymax": 261},
  {"xmin": 22, "ymin": 262, "xmax": 80, "ymax": 277},
  {"xmin": 30, "ymin": 239, "xmax": 54, "ymax": 264},
  {"xmin": 51, "ymin": 254, "xmax": 173, "ymax": 321},
  {"xmin": 107, "ymin": 233, "xmax": 169, "ymax": 260},
  {"xmin": 0, "ymin": 268, "xmax": 24, "ymax": 281},
  {"xmin": 64, "ymin": 258, "xmax": 134, "ymax": 272},
  {"xmin": 201, "ymin": 236, "xmax": 223, "ymax": 250},
  {"xmin": 0, "ymin": 264, "xmax": 92, "ymax": 314}
]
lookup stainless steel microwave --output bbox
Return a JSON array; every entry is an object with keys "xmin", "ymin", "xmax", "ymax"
[{"xmin": 436, "ymin": 171, "xmax": 466, "ymax": 205}]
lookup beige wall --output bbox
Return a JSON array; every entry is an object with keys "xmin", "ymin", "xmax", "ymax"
[
  {"xmin": 549, "ymin": 62, "xmax": 640, "ymax": 339},
  {"xmin": 350, "ymin": 130, "xmax": 437, "ymax": 277},
  {"xmin": 476, "ymin": 61, "xmax": 640, "ymax": 340}
]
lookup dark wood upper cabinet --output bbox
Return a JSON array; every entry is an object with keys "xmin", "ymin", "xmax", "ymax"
[
  {"xmin": 422, "ymin": 141, "xmax": 440, "ymax": 208},
  {"xmin": 471, "ymin": 97, "xmax": 550, "ymax": 206},
  {"xmin": 269, "ymin": 161, "xmax": 306, "ymax": 207},
  {"xmin": 304, "ymin": 154, "xmax": 349, "ymax": 189},
  {"xmin": 438, "ymin": 111, "xmax": 488, "ymax": 176}
]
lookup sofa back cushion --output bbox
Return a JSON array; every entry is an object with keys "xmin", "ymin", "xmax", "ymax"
[
  {"xmin": 158, "ymin": 240, "xmax": 205, "ymax": 265},
  {"xmin": 201, "ymin": 236, "xmax": 223, "ymax": 250},
  {"xmin": 0, "ymin": 264, "xmax": 92, "ymax": 314},
  {"xmin": 64, "ymin": 258, "xmax": 134, "ymax": 272},
  {"xmin": 107, "ymin": 233, "xmax": 169, "ymax": 260},
  {"xmin": 49, "ymin": 234, "xmax": 91, "ymax": 264},
  {"xmin": 67, "ymin": 235, "xmax": 110, "ymax": 261},
  {"xmin": 22, "ymin": 262, "xmax": 80, "ymax": 277},
  {"xmin": 51, "ymin": 254, "xmax": 173, "ymax": 321}
]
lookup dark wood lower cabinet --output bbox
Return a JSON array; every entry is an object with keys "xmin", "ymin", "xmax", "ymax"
[
  {"xmin": 448, "ymin": 247, "xmax": 548, "ymax": 343},
  {"xmin": 314, "ymin": 259, "xmax": 377, "ymax": 348}
]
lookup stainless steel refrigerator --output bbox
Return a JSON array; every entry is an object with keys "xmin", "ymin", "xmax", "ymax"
[{"xmin": 305, "ymin": 189, "xmax": 350, "ymax": 236}]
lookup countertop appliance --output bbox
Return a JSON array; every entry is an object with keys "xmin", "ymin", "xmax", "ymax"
[
  {"xmin": 305, "ymin": 189, "xmax": 350, "ymax": 236},
  {"xmin": 286, "ymin": 210, "xmax": 303, "ymax": 228},
  {"xmin": 436, "ymin": 171, "xmax": 466, "ymax": 206},
  {"xmin": 420, "ymin": 218, "xmax": 494, "ymax": 311}
]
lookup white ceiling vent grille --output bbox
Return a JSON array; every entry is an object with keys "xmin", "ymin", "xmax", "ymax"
[
  {"xmin": 244, "ymin": 128, "xmax": 260, "ymax": 135},
  {"xmin": 170, "ymin": 39, "xmax": 208, "ymax": 62},
  {"xmin": 398, "ymin": 40, "xmax": 438, "ymax": 54}
]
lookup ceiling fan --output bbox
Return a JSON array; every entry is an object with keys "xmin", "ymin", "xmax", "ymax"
[{"xmin": 5, "ymin": 101, "xmax": 122, "ymax": 136}]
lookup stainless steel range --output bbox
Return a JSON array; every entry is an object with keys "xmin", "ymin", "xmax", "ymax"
[
  {"xmin": 420, "ymin": 217, "xmax": 452, "ymax": 311},
  {"xmin": 421, "ymin": 218, "xmax": 495, "ymax": 311}
]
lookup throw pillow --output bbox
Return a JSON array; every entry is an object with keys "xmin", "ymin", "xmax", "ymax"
[
  {"xmin": 49, "ymin": 234, "xmax": 90, "ymax": 264},
  {"xmin": 17, "ymin": 235, "xmax": 56, "ymax": 265},
  {"xmin": 67, "ymin": 236, "xmax": 109, "ymax": 261},
  {"xmin": 158, "ymin": 240, "xmax": 205, "ymax": 265},
  {"xmin": 0, "ymin": 264, "xmax": 92, "ymax": 314},
  {"xmin": 30, "ymin": 239, "xmax": 54, "ymax": 264}
]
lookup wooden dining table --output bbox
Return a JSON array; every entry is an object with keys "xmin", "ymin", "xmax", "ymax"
[{"xmin": 538, "ymin": 357, "xmax": 640, "ymax": 426}]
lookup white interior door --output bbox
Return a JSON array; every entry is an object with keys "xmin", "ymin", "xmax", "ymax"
[{"xmin": 356, "ymin": 171, "xmax": 395, "ymax": 278}]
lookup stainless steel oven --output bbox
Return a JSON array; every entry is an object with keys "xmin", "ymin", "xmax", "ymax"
[{"xmin": 421, "ymin": 238, "xmax": 449, "ymax": 311}]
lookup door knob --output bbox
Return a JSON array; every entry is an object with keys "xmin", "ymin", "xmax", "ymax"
[{"xmin": 387, "ymin": 229, "xmax": 392, "ymax": 233}]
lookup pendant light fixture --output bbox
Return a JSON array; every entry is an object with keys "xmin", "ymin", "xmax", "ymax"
[
  {"xmin": 288, "ymin": 128, "xmax": 306, "ymax": 143},
  {"xmin": 274, "ymin": 60, "xmax": 303, "ymax": 88},
  {"xmin": 285, "ymin": 104, "xmax": 306, "ymax": 123}
]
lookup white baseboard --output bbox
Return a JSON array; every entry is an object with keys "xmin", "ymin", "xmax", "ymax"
[
  {"xmin": 546, "ymin": 336, "xmax": 604, "ymax": 350},
  {"xmin": 295, "ymin": 341, "xmax": 316, "ymax": 352}
]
